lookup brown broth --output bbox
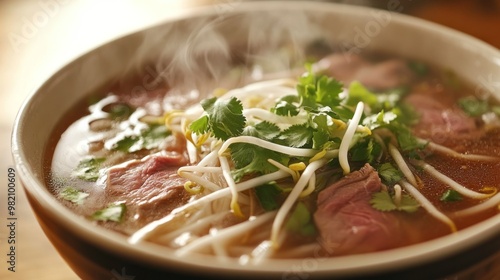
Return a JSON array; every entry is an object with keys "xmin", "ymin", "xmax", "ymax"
[{"xmin": 45, "ymin": 53, "xmax": 500, "ymax": 258}]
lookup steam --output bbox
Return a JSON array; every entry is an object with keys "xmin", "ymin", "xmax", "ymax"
[{"xmin": 118, "ymin": 8, "xmax": 334, "ymax": 105}]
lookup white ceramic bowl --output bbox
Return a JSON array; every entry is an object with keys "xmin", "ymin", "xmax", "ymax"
[{"xmin": 11, "ymin": 2, "xmax": 500, "ymax": 279}]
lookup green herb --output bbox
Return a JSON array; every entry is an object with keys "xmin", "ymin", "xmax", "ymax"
[
  {"xmin": 458, "ymin": 96, "xmax": 489, "ymax": 117},
  {"xmin": 191, "ymin": 68, "xmax": 422, "ymax": 182},
  {"xmin": 440, "ymin": 189, "xmax": 463, "ymax": 202},
  {"xmin": 190, "ymin": 96, "xmax": 246, "ymax": 140},
  {"xmin": 362, "ymin": 110, "xmax": 398, "ymax": 130},
  {"xmin": 108, "ymin": 103, "xmax": 133, "ymax": 120},
  {"xmin": 59, "ymin": 187, "xmax": 89, "ymax": 204},
  {"xmin": 73, "ymin": 157, "xmax": 106, "ymax": 182},
  {"xmin": 113, "ymin": 136, "xmax": 138, "ymax": 152},
  {"xmin": 242, "ymin": 121, "xmax": 281, "ymax": 141},
  {"xmin": 254, "ymin": 182, "xmax": 282, "ymax": 211},
  {"xmin": 141, "ymin": 124, "xmax": 170, "ymax": 149},
  {"xmin": 229, "ymin": 121, "xmax": 289, "ymax": 182},
  {"xmin": 370, "ymin": 191, "xmax": 420, "ymax": 213},
  {"xmin": 377, "ymin": 163, "xmax": 403, "ymax": 185},
  {"xmin": 350, "ymin": 138, "xmax": 382, "ymax": 164},
  {"xmin": 346, "ymin": 81, "xmax": 378, "ymax": 109},
  {"xmin": 112, "ymin": 124, "xmax": 170, "ymax": 153},
  {"xmin": 91, "ymin": 202, "xmax": 126, "ymax": 222},
  {"xmin": 278, "ymin": 124, "xmax": 314, "ymax": 148},
  {"xmin": 190, "ymin": 115, "xmax": 209, "ymax": 134},
  {"xmin": 271, "ymin": 95, "xmax": 300, "ymax": 116},
  {"xmin": 230, "ymin": 143, "xmax": 288, "ymax": 182},
  {"xmin": 389, "ymin": 123, "xmax": 426, "ymax": 153},
  {"xmin": 296, "ymin": 66, "xmax": 343, "ymax": 109},
  {"xmin": 285, "ymin": 202, "xmax": 316, "ymax": 236}
]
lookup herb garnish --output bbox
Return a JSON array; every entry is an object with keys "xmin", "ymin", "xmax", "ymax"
[
  {"xmin": 91, "ymin": 202, "xmax": 127, "ymax": 223},
  {"xmin": 440, "ymin": 189, "xmax": 463, "ymax": 202},
  {"xmin": 112, "ymin": 124, "xmax": 170, "ymax": 153},
  {"xmin": 59, "ymin": 186, "xmax": 89, "ymax": 205},
  {"xmin": 73, "ymin": 157, "xmax": 106, "ymax": 182},
  {"xmin": 254, "ymin": 182, "xmax": 282, "ymax": 211},
  {"xmin": 370, "ymin": 191, "xmax": 420, "ymax": 213},
  {"xmin": 189, "ymin": 67, "xmax": 423, "ymax": 212},
  {"xmin": 190, "ymin": 97, "xmax": 246, "ymax": 140},
  {"xmin": 285, "ymin": 202, "xmax": 316, "ymax": 236}
]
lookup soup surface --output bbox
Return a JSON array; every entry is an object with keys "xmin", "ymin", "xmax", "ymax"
[{"xmin": 46, "ymin": 50, "xmax": 500, "ymax": 260}]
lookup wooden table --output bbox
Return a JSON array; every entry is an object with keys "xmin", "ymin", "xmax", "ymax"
[{"xmin": 0, "ymin": 1, "xmax": 498, "ymax": 279}]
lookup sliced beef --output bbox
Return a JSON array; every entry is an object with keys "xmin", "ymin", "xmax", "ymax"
[
  {"xmin": 313, "ymin": 164, "xmax": 404, "ymax": 255},
  {"xmin": 404, "ymin": 93, "xmax": 478, "ymax": 145},
  {"xmin": 106, "ymin": 152, "xmax": 190, "ymax": 225},
  {"xmin": 315, "ymin": 53, "xmax": 415, "ymax": 91}
]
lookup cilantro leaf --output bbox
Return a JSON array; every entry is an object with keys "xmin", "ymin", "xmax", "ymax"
[
  {"xmin": 141, "ymin": 124, "xmax": 170, "ymax": 149},
  {"xmin": 377, "ymin": 87, "xmax": 409, "ymax": 109},
  {"xmin": 111, "ymin": 124, "xmax": 170, "ymax": 153},
  {"xmin": 345, "ymin": 81, "xmax": 378, "ymax": 109},
  {"xmin": 377, "ymin": 163, "xmax": 403, "ymax": 185},
  {"xmin": 362, "ymin": 110, "xmax": 398, "ymax": 130},
  {"xmin": 370, "ymin": 191, "xmax": 398, "ymax": 212},
  {"xmin": 91, "ymin": 202, "xmax": 126, "ymax": 223},
  {"xmin": 458, "ymin": 96, "xmax": 489, "ymax": 117},
  {"xmin": 315, "ymin": 75, "xmax": 343, "ymax": 107},
  {"xmin": 243, "ymin": 121, "xmax": 281, "ymax": 141},
  {"xmin": 198, "ymin": 96, "xmax": 246, "ymax": 140},
  {"xmin": 389, "ymin": 123, "xmax": 426, "ymax": 153},
  {"xmin": 272, "ymin": 95, "xmax": 300, "ymax": 116},
  {"xmin": 107, "ymin": 103, "xmax": 134, "ymax": 120},
  {"xmin": 279, "ymin": 124, "xmax": 314, "ymax": 148},
  {"xmin": 254, "ymin": 182, "xmax": 282, "ymax": 211},
  {"xmin": 73, "ymin": 157, "xmax": 106, "ymax": 182},
  {"xmin": 230, "ymin": 143, "xmax": 288, "ymax": 182},
  {"xmin": 59, "ymin": 187, "xmax": 89, "ymax": 205},
  {"xmin": 189, "ymin": 115, "xmax": 209, "ymax": 134},
  {"xmin": 297, "ymin": 67, "xmax": 343, "ymax": 109},
  {"xmin": 312, "ymin": 129, "xmax": 330, "ymax": 150},
  {"xmin": 113, "ymin": 136, "xmax": 138, "ymax": 152},
  {"xmin": 297, "ymin": 71, "xmax": 317, "ymax": 108},
  {"xmin": 370, "ymin": 191, "xmax": 420, "ymax": 213},
  {"xmin": 328, "ymin": 105, "xmax": 355, "ymax": 122},
  {"xmin": 285, "ymin": 202, "xmax": 316, "ymax": 236},
  {"xmin": 440, "ymin": 189, "xmax": 463, "ymax": 202},
  {"xmin": 350, "ymin": 138, "xmax": 381, "ymax": 164}
]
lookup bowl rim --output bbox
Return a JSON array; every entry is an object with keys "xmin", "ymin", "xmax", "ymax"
[{"xmin": 11, "ymin": 0, "xmax": 500, "ymax": 277}]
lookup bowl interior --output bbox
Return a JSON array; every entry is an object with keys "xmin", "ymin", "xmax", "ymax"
[{"xmin": 12, "ymin": 1, "xmax": 500, "ymax": 278}]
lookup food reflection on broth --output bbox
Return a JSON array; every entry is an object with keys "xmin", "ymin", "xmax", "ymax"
[{"xmin": 46, "ymin": 50, "xmax": 500, "ymax": 261}]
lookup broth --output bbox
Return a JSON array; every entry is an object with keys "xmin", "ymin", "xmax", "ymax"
[{"xmin": 45, "ymin": 51, "xmax": 500, "ymax": 260}]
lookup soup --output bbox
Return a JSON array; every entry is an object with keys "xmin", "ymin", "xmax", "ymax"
[{"xmin": 45, "ymin": 50, "xmax": 500, "ymax": 261}]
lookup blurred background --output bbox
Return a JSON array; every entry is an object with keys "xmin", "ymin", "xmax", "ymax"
[{"xmin": 0, "ymin": 0, "xmax": 498, "ymax": 279}]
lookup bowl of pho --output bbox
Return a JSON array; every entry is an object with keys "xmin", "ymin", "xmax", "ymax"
[{"xmin": 11, "ymin": 1, "xmax": 500, "ymax": 279}]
